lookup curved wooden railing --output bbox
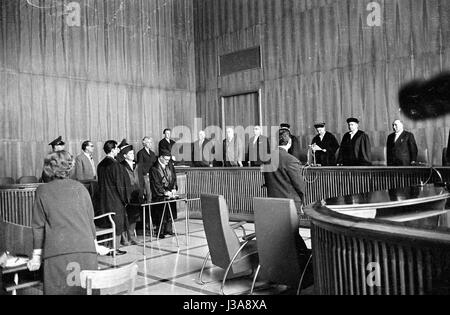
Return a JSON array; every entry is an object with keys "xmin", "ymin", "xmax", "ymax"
[
  {"xmin": 304, "ymin": 199, "xmax": 450, "ymax": 295},
  {"xmin": 182, "ymin": 167, "xmax": 448, "ymax": 220}
]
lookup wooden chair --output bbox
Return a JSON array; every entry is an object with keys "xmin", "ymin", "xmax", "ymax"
[
  {"xmin": 94, "ymin": 213, "xmax": 116, "ymax": 258},
  {"xmin": 251, "ymin": 198, "xmax": 313, "ymax": 295},
  {"xmin": 0, "ymin": 219, "xmax": 42, "ymax": 295},
  {"xmin": 198, "ymin": 194, "xmax": 258, "ymax": 295},
  {"xmin": 0, "ymin": 177, "xmax": 14, "ymax": 186},
  {"xmin": 80, "ymin": 261, "xmax": 138, "ymax": 295},
  {"xmin": 16, "ymin": 176, "xmax": 39, "ymax": 184}
]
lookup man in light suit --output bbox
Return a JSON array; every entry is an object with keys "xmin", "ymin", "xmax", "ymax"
[
  {"xmin": 386, "ymin": 119, "xmax": 418, "ymax": 166},
  {"xmin": 192, "ymin": 130, "xmax": 213, "ymax": 167},
  {"xmin": 74, "ymin": 140, "xmax": 97, "ymax": 181},
  {"xmin": 136, "ymin": 137, "xmax": 157, "ymax": 201}
]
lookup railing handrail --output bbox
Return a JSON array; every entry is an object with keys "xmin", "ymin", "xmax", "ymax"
[{"xmin": 304, "ymin": 200, "xmax": 450, "ymax": 247}]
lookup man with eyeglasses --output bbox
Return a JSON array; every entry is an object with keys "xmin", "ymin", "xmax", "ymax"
[
  {"xmin": 74, "ymin": 140, "xmax": 97, "ymax": 181},
  {"xmin": 150, "ymin": 149, "xmax": 178, "ymax": 238}
]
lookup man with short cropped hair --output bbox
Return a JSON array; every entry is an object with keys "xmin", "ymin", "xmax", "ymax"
[
  {"xmin": 386, "ymin": 119, "xmax": 418, "ymax": 166},
  {"xmin": 94, "ymin": 140, "xmax": 130, "ymax": 255},
  {"xmin": 74, "ymin": 140, "xmax": 97, "ymax": 180}
]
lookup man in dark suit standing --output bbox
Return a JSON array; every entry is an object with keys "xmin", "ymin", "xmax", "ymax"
[
  {"xmin": 137, "ymin": 137, "xmax": 157, "ymax": 201},
  {"xmin": 247, "ymin": 125, "xmax": 270, "ymax": 167},
  {"xmin": 386, "ymin": 119, "xmax": 418, "ymax": 166},
  {"xmin": 158, "ymin": 128, "xmax": 176, "ymax": 161},
  {"xmin": 192, "ymin": 130, "xmax": 213, "ymax": 167},
  {"xmin": 263, "ymin": 129, "xmax": 306, "ymax": 216},
  {"xmin": 337, "ymin": 118, "xmax": 372, "ymax": 166},
  {"xmin": 150, "ymin": 149, "xmax": 178, "ymax": 238},
  {"xmin": 279, "ymin": 123, "xmax": 302, "ymax": 162},
  {"xmin": 94, "ymin": 140, "xmax": 130, "ymax": 255},
  {"xmin": 74, "ymin": 140, "xmax": 97, "ymax": 180}
]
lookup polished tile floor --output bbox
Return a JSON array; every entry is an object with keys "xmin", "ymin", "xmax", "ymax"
[{"xmin": 97, "ymin": 220, "xmax": 313, "ymax": 295}]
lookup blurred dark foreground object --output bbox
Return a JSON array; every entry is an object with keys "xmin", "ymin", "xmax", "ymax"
[{"xmin": 399, "ymin": 72, "xmax": 450, "ymax": 120}]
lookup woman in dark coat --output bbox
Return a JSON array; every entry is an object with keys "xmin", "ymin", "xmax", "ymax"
[
  {"xmin": 118, "ymin": 140, "xmax": 145, "ymax": 245},
  {"xmin": 310, "ymin": 123, "xmax": 340, "ymax": 166},
  {"xmin": 28, "ymin": 151, "xmax": 100, "ymax": 295}
]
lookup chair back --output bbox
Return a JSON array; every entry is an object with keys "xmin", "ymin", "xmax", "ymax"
[
  {"xmin": 371, "ymin": 147, "xmax": 386, "ymax": 166},
  {"xmin": 417, "ymin": 148, "xmax": 429, "ymax": 165},
  {"xmin": 443, "ymin": 147, "xmax": 448, "ymax": 166},
  {"xmin": 80, "ymin": 262, "xmax": 138, "ymax": 295},
  {"xmin": 253, "ymin": 198, "xmax": 305, "ymax": 288},
  {"xmin": 0, "ymin": 177, "xmax": 14, "ymax": 185},
  {"xmin": 17, "ymin": 176, "xmax": 39, "ymax": 184},
  {"xmin": 0, "ymin": 219, "xmax": 34, "ymax": 257},
  {"xmin": 200, "ymin": 194, "xmax": 251, "ymax": 274}
]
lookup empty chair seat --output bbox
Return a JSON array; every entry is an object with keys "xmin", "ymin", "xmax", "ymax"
[
  {"xmin": 251, "ymin": 198, "xmax": 313, "ymax": 295},
  {"xmin": 198, "ymin": 194, "xmax": 258, "ymax": 295}
]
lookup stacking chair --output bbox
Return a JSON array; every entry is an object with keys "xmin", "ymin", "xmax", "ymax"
[
  {"xmin": 198, "ymin": 194, "xmax": 258, "ymax": 295},
  {"xmin": 17, "ymin": 176, "xmax": 39, "ymax": 184},
  {"xmin": 0, "ymin": 177, "xmax": 14, "ymax": 186},
  {"xmin": 80, "ymin": 261, "xmax": 138, "ymax": 295},
  {"xmin": 0, "ymin": 219, "xmax": 42, "ymax": 295},
  {"xmin": 94, "ymin": 213, "xmax": 116, "ymax": 258},
  {"xmin": 251, "ymin": 198, "xmax": 313, "ymax": 295}
]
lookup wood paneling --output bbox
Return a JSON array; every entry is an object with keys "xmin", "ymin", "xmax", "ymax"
[
  {"xmin": 194, "ymin": 0, "xmax": 450, "ymax": 164},
  {"xmin": 0, "ymin": 0, "xmax": 196, "ymax": 179}
]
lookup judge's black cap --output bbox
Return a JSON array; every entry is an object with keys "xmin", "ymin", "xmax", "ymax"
[
  {"xmin": 314, "ymin": 122, "xmax": 326, "ymax": 128},
  {"xmin": 118, "ymin": 139, "xmax": 133, "ymax": 155},
  {"xmin": 49, "ymin": 136, "xmax": 65, "ymax": 147},
  {"xmin": 346, "ymin": 117, "xmax": 359, "ymax": 124},
  {"xmin": 280, "ymin": 123, "xmax": 291, "ymax": 130}
]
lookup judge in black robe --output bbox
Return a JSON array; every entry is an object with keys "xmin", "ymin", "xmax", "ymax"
[
  {"xmin": 337, "ymin": 118, "xmax": 372, "ymax": 166},
  {"xmin": 310, "ymin": 123, "xmax": 340, "ymax": 166},
  {"xmin": 119, "ymin": 140, "xmax": 145, "ymax": 245}
]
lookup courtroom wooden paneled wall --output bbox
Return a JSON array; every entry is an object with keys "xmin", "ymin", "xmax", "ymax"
[
  {"xmin": 0, "ymin": 0, "xmax": 196, "ymax": 178},
  {"xmin": 194, "ymin": 0, "xmax": 450, "ymax": 165}
]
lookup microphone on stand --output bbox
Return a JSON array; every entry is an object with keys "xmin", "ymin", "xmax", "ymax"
[{"xmin": 307, "ymin": 145, "xmax": 318, "ymax": 167}]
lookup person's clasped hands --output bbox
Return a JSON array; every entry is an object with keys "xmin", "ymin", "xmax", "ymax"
[{"xmin": 27, "ymin": 249, "xmax": 42, "ymax": 271}]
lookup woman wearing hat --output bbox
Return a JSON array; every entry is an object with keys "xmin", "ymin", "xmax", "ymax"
[
  {"xmin": 118, "ymin": 140, "xmax": 145, "ymax": 245},
  {"xmin": 310, "ymin": 123, "xmax": 340, "ymax": 166},
  {"xmin": 337, "ymin": 118, "xmax": 372, "ymax": 166}
]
